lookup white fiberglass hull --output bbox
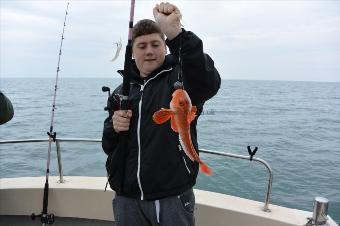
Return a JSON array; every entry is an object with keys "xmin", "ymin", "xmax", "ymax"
[{"xmin": 0, "ymin": 176, "xmax": 338, "ymax": 226}]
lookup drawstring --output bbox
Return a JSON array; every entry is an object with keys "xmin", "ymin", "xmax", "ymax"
[{"xmin": 155, "ymin": 200, "xmax": 160, "ymax": 223}]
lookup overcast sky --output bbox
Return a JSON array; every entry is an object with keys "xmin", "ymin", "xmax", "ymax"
[{"xmin": 1, "ymin": 0, "xmax": 340, "ymax": 82}]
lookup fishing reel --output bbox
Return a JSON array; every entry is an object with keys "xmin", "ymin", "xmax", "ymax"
[
  {"xmin": 102, "ymin": 86, "xmax": 121, "ymax": 115},
  {"xmin": 31, "ymin": 212, "xmax": 55, "ymax": 225}
]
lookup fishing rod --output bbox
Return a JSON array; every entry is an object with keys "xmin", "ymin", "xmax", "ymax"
[
  {"xmin": 122, "ymin": 0, "xmax": 135, "ymax": 98},
  {"xmin": 31, "ymin": 3, "xmax": 70, "ymax": 225},
  {"xmin": 105, "ymin": 0, "xmax": 136, "ymax": 194}
]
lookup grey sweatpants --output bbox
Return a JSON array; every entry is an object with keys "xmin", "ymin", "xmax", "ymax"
[{"xmin": 112, "ymin": 189, "xmax": 195, "ymax": 226}]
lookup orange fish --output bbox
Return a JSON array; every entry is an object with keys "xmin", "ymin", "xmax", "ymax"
[{"xmin": 152, "ymin": 88, "xmax": 212, "ymax": 176}]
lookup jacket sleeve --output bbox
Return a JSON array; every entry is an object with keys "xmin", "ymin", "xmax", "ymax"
[
  {"xmin": 166, "ymin": 30, "xmax": 221, "ymax": 105},
  {"xmin": 101, "ymin": 86, "xmax": 122, "ymax": 156},
  {"xmin": 102, "ymin": 116, "xmax": 119, "ymax": 156},
  {"xmin": 0, "ymin": 91, "xmax": 14, "ymax": 125}
]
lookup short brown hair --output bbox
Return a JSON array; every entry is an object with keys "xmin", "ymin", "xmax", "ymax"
[{"xmin": 132, "ymin": 19, "xmax": 165, "ymax": 44}]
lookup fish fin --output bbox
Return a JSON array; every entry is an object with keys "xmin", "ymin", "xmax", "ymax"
[
  {"xmin": 153, "ymin": 108, "xmax": 174, "ymax": 124},
  {"xmin": 188, "ymin": 106, "xmax": 197, "ymax": 124},
  {"xmin": 171, "ymin": 116, "xmax": 179, "ymax": 132},
  {"xmin": 200, "ymin": 161, "xmax": 213, "ymax": 176}
]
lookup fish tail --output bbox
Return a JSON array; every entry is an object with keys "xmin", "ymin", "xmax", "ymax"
[{"xmin": 199, "ymin": 161, "xmax": 212, "ymax": 176}]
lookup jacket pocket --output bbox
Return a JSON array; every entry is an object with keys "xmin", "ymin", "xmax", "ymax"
[
  {"xmin": 177, "ymin": 189, "xmax": 195, "ymax": 215},
  {"xmin": 106, "ymin": 146, "xmax": 126, "ymax": 194}
]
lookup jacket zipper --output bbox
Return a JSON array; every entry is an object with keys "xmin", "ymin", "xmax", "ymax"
[
  {"xmin": 137, "ymin": 82, "xmax": 145, "ymax": 200},
  {"xmin": 178, "ymin": 144, "xmax": 191, "ymax": 174},
  {"xmin": 136, "ymin": 68, "xmax": 173, "ymax": 200}
]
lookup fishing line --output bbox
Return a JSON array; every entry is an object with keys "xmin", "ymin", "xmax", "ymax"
[
  {"xmin": 31, "ymin": 3, "xmax": 70, "ymax": 225},
  {"xmin": 174, "ymin": 16, "xmax": 184, "ymax": 90}
]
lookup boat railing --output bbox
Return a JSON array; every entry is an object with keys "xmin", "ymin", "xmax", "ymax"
[{"xmin": 0, "ymin": 138, "xmax": 273, "ymax": 212}]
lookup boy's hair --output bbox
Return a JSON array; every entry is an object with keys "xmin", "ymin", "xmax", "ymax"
[{"xmin": 132, "ymin": 19, "xmax": 165, "ymax": 44}]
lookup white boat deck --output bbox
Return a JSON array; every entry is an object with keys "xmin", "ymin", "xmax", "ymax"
[{"xmin": 1, "ymin": 176, "xmax": 338, "ymax": 226}]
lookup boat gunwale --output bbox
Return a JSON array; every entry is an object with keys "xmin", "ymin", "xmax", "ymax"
[{"xmin": 0, "ymin": 137, "xmax": 273, "ymax": 211}]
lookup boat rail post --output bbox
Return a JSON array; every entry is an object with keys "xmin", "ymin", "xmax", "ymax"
[
  {"xmin": 200, "ymin": 148, "xmax": 273, "ymax": 212},
  {"xmin": 259, "ymin": 158, "xmax": 273, "ymax": 212},
  {"xmin": 55, "ymin": 139, "xmax": 65, "ymax": 183}
]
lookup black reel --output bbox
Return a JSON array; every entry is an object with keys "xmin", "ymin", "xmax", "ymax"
[{"xmin": 102, "ymin": 86, "xmax": 121, "ymax": 114}]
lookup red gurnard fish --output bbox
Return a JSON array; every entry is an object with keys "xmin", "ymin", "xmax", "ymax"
[{"xmin": 152, "ymin": 88, "xmax": 212, "ymax": 176}]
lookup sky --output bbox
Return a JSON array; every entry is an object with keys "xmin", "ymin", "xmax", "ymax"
[{"xmin": 1, "ymin": 0, "xmax": 340, "ymax": 82}]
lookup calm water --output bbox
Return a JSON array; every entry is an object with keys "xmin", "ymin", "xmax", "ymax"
[{"xmin": 1, "ymin": 78, "xmax": 339, "ymax": 222}]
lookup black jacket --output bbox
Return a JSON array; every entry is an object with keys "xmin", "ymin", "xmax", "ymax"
[
  {"xmin": 0, "ymin": 91, "xmax": 14, "ymax": 125},
  {"xmin": 102, "ymin": 30, "xmax": 221, "ymax": 200}
]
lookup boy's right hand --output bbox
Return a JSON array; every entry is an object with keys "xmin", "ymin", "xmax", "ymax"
[{"xmin": 112, "ymin": 110, "xmax": 132, "ymax": 133}]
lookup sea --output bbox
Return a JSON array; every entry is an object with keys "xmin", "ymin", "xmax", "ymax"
[{"xmin": 1, "ymin": 78, "xmax": 339, "ymax": 223}]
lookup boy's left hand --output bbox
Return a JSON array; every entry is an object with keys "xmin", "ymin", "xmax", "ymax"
[{"xmin": 153, "ymin": 2, "xmax": 182, "ymax": 40}]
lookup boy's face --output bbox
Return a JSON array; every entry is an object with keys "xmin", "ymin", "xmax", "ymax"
[{"xmin": 133, "ymin": 33, "xmax": 166, "ymax": 78}]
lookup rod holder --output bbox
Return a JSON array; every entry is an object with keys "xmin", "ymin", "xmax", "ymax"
[{"xmin": 313, "ymin": 197, "xmax": 329, "ymax": 225}]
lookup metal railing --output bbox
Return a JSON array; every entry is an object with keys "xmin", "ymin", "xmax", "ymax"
[{"xmin": 0, "ymin": 138, "xmax": 273, "ymax": 212}]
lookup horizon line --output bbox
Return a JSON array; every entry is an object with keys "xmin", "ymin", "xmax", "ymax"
[{"xmin": 1, "ymin": 76, "xmax": 339, "ymax": 83}]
